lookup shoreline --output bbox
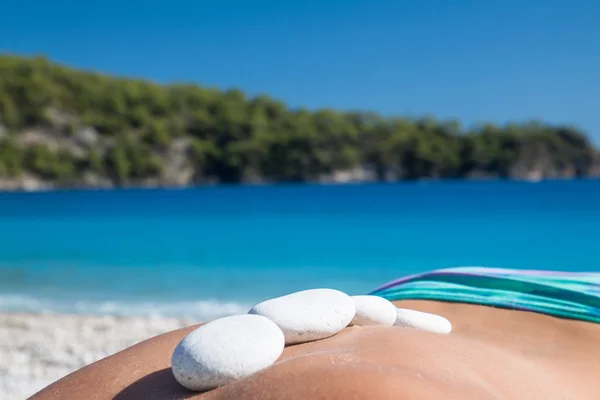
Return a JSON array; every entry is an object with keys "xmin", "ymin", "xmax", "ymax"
[
  {"xmin": 0, "ymin": 176, "xmax": 599, "ymax": 195},
  {"xmin": 0, "ymin": 311, "xmax": 193, "ymax": 400}
]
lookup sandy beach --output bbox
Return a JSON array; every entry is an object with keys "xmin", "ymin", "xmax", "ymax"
[{"xmin": 0, "ymin": 312, "xmax": 193, "ymax": 400}]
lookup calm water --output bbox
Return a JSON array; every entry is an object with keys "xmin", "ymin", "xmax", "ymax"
[{"xmin": 0, "ymin": 180, "xmax": 599, "ymax": 319}]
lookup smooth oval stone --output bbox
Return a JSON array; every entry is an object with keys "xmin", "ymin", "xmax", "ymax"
[
  {"xmin": 248, "ymin": 288, "xmax": 356, "ymax": 345},
  {"xmin": 171, "ymin": 314, "xmax": 284, "ymax": 391},
  {"xmin": 394, "ymin": 308, "xmax": 452, "ymax": 334},
  {"xmin": 350, "ymin": 295, "xmax": 397, "ymax": 326}
]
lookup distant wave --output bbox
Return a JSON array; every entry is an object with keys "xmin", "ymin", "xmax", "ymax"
[{"xmin": 0, "ymin": 294, "xmax": 251, "ymax": 320}]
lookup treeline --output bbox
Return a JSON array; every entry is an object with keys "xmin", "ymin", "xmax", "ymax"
[{"xmin": 0, "ymin": 54, "xmax": 598, "ymax": 188}]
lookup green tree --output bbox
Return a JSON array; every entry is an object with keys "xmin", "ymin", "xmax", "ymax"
[{"xmin": 0, "ymin": 54, "xmax": 597, "ymax": 187}]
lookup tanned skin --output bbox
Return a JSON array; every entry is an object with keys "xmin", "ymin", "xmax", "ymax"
[{"xmin": 30, "ymin": 300, "xmax": 600, "ymax": 400}]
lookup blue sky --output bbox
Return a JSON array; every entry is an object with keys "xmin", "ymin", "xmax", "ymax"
[{"xmin": 1, "ymin": 1, "xmax": 599, "ymax": 141}]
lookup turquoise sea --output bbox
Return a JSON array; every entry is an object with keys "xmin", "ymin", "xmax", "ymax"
[{"xmin": 0, "ymin": 180, "xmax": 599, "ymax": 319}]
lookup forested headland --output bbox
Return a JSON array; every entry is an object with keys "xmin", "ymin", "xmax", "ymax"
[{"xmin": 0, "ymin": 54, "xmax": 598, "ymax": 190}]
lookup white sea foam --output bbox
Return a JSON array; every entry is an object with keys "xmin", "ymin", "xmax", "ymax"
[
  {"xmin": 72, "ymin": 299, "xmax": 250, "ymax": 319},
  {"xmin": 0, "ymin": 294, "xmax": 251, "ymax": 320}
]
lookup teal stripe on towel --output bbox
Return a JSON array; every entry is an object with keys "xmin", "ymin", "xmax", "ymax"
[{"xmin": 370, "ymin": 267, "xmax": 600, "ymax": 324}]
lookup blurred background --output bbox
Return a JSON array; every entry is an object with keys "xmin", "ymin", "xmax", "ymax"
[{"xmin": 1, "ymin": 1, "xmax": 599, "ymax": 399}]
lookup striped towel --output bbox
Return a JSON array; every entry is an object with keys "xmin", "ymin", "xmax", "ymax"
[{"xmin": 370, "ymin": 267, "xmax": 600, "ymax": 324}]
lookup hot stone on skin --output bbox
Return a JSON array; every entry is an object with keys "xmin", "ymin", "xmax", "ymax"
[
  {"xmin": 350, "ymin": 295, "xmax": 397, "ymax": 326},
  {"xmin": 170, "ymin": 288, "xmax": 453, "ymax": 392},
  {"xmin": 394, "ymin": 307, "xmax": 452, "ymax": 334},
  {"xmin": 248, "ymin": 288, "xmax": 356, "ymax": 345},
  {"xmin": 171, "ymin": 314, "xmax": 285, "ymax": 391}
]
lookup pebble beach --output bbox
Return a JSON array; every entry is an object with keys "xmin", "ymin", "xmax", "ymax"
[{"xmin": 0, "ymin": 312, "xmax": 192, "ymax": 400}]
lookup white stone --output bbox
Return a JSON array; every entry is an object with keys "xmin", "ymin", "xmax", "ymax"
[
  {"xmin": 248, "ymin": 289, "xmax": 356, "ymax": 345},
  {"xmin": 171, "ymin": 314, "xmax": 284, "ymax": 392},
  {"xmin": 394, "ymin": 308, "xmax": 452, "ymax": 334},
  {"xmin": 350, "ymin": 295, "xmax": 397, "ymax": 326}
]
